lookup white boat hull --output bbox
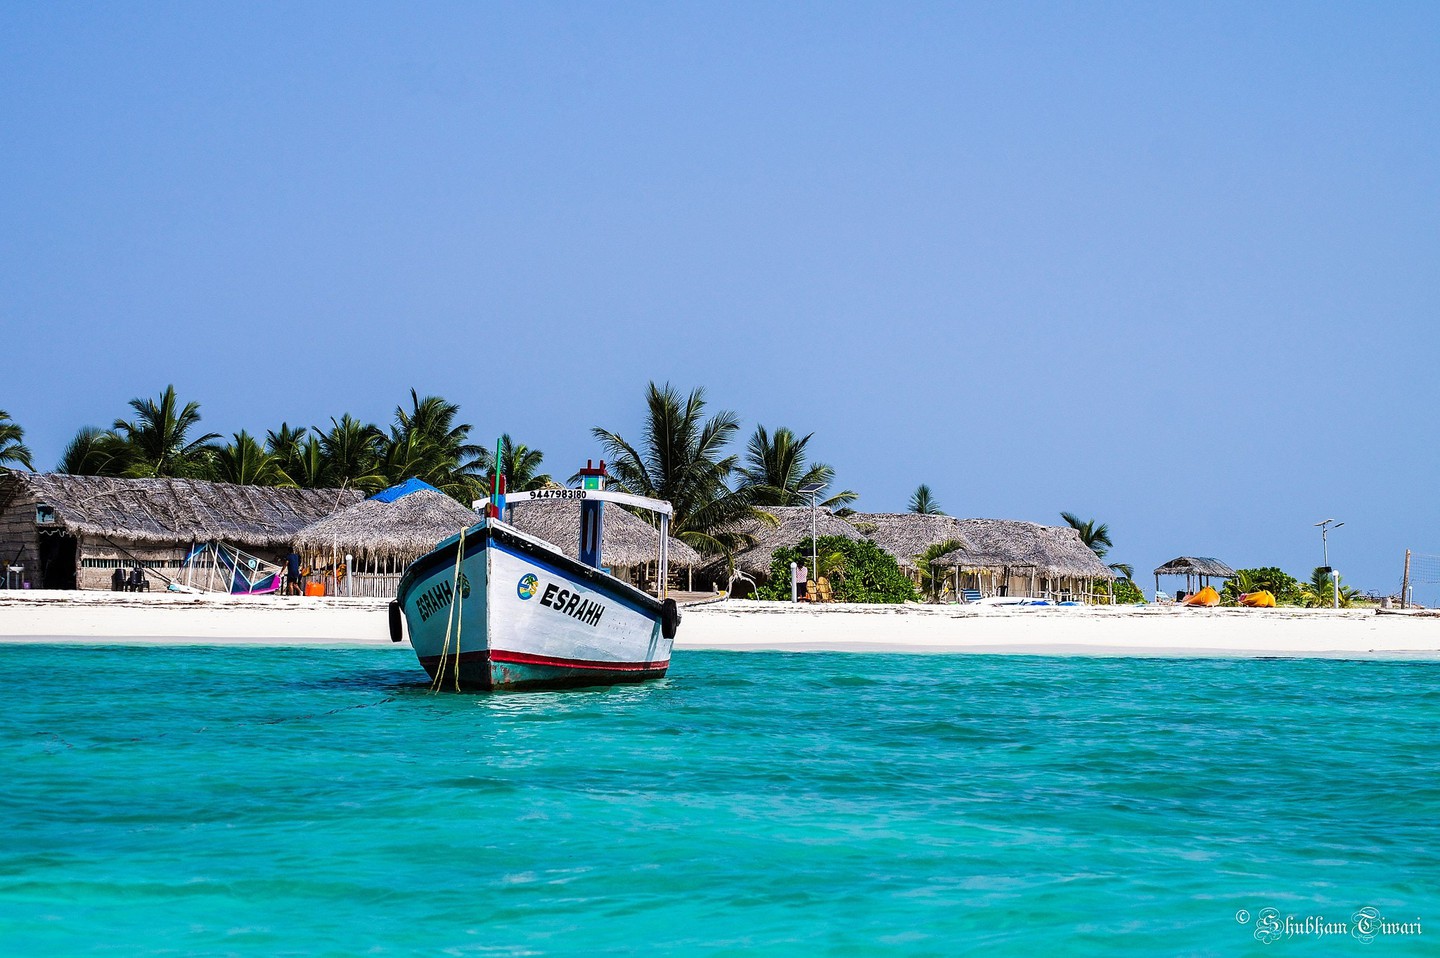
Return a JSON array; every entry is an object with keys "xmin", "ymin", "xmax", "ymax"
[{"xmin": 395, "ymin": 519, "xmax": 675, "ymax": 691}]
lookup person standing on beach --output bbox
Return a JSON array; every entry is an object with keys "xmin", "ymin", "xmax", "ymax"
[{"xmin": 794, "ymin": 562, "xmax": 808, "ymax": 601}]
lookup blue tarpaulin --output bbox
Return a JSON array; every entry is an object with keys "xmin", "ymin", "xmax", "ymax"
[{"xmin": 371, "ymin": 478, "xmax": 442, "ymax": 503}]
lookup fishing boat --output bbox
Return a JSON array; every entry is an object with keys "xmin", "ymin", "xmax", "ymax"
[{"xmin": 388, "ymin": 461, "xmax": 680, "ymax": 691}]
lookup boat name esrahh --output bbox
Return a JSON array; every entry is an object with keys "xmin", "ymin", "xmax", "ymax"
[
  {"xmin": 415, "ymin": 573, "xmax": 471, "ymax": 622},
  {"xmin": 533, "ymin": 579, "xmax": 606, "ymax": 627}
]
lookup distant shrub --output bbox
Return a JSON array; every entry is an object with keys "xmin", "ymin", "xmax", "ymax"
[
  {"xmin": 756, "ymin": 536, "xmax": 918, "ymax": 604},
  {"xmin": 1107, "ymin": 578, "xmax": 1147, "ymax": 604},
  {"xmin": 1222, "ymin": 567, "xmax": 1303, "ymax": 605}
]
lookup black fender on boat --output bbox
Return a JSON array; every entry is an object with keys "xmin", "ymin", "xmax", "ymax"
[
  {"xmin": 661, "ymin": 598, "xmax": 680, "ymax": 640},
  {"xmin": 388, "ymin": 600, "xmax": 404, "ymax": 643}
]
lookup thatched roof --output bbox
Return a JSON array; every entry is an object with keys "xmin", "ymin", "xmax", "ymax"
[
  {"xmin": 505, "ymin": 501, "xmax": 702, "ymax": 568},
  {"xmin": 937, "ymin": 518, "xmax": 1115, "ymax": 579},
  {"xmin": 1154, "ymin": 556, "xmax": 1236, "ymax": 578},
  {"xmin": 716, "ymin": 506, "xmax": 867, "ymax": 577},
  {"xmin": 293, "ymin": 489, "xmax": 479, "ymax": 560},
  {"xmin": 844, "ymin": 512, "xmax": 986, "ymax": 573},
  {"xmin": 0, "ymin": 473, "xmax": 362, "ymax": 549}
]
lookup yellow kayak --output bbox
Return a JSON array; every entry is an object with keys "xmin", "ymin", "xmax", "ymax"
[
  {"xmin": 1183, "ymin": 586, "xmax": 1221, "ymax": 607},
  {"xmin": 1240, "ymin": 590, "xmax": 1276, "ymax": 608}
]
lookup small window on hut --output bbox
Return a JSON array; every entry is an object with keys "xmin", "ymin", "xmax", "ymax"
[{"xmin": 35, "ymin": 505, "xmax": 56, "ymax": 525}]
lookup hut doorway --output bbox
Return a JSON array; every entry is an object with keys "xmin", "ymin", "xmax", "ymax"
[{"xmin": 38, "ymin": 533, "xmax": 77, "ymax": 589}]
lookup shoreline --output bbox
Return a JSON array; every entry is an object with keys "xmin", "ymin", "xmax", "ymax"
[{"xmin": 1, "ymin": 592, "xmax": 1438, "ymax": 659}]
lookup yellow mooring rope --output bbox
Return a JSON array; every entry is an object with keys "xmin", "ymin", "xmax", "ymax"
[{"xmin": 430, "ymin": 526, "xmax": 466, "ymax": 694}]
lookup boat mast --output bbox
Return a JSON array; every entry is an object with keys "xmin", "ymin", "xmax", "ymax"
[{"xmin": 577, "ymin": 460, "xmax": 606, "ymax": 571}]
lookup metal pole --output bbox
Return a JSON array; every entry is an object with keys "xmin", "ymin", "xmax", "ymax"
[
  {"xmin": 1333, "ymin": 570, "xmax": 1340, "ymax": 610},
  {"xmin": 810, "ymin": 492, "xmax": 818, "ymax": 589},
  {"xmin": 1402, "ymin": 550, "xmax": 1411, "ymax": 609},
  {"xmin": 658, "ymin": 513, "xmax": 670, "ymax": 599}
]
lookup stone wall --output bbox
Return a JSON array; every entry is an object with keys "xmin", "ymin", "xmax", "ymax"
[
  {"xmin": 78, "ymin": 541, "xmax": 190, "ymax": 591},
  {"xmin": 0, "ymin": 486, "xmax": 40, "ymax": 588}
]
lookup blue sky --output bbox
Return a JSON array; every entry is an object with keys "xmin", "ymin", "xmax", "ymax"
[{"xmin": 3, "ymin": 2, "xmax": 1437, "ymax": 595}]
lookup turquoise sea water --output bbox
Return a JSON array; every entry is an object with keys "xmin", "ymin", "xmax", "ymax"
[{"xmin": 1, "ymin": 646, "xmax": 1436, "ymax": 957}]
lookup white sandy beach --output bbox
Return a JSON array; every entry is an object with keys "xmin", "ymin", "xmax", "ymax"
[{"xmin": 1, "ymin": 592, "xmax": 1437, "ymax": 658}]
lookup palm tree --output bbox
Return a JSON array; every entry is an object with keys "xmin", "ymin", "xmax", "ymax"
[
  {"xmin": 591, "ymin": 382, "xmax": 769, "ymax": 554},
  {"xmin": 284, "ymin": 436, "xmax": 329, "ymax": 489},
  {"xmin": 915, "ymin": 538, "xmax": 963, "ymax": 602},
  {"xmin": 111, "ymin": 385, "xmax": 221, "ymax": 478},
  {"xmin": 736, "ymin": 425, "xmax": 857, "ymax": 508},
  {"xmin": 909, "ymin": 484, "xmax": 944, "ymax": 515},
  {"xmin": 1060, "ymin": 511, "xmax": 1134, "ymax": 579},
  {"xmin": 377, "ymin": 429, "xmax": 435, "ymax": 491},
  {"xmin": 1298, "ymin": 567, "xmax": 1360, "ymax": 608},
  {"xmin": 265, "ymin": 423, "xmax": 317, "ymax": 487},
  {"xmin": 317, "ymin": 414, "xmax": 387, "ymax": 492},
  {"xmin": 56, "ymin": 426, "xmax": 128, "ymax": 475},
  {"xmin": 483, "ymin": 435, "xmax": 552, "ymax": 493},
  {"xmin": 265, "ymin": 422, "xmax": 306, "ymax": 462},
  {"xmin": 0, "ymin": 410, "xmax": 35, "ymax": 472},
  {"xmin": 383, "ymin": 390, "xmax": 486, "ymax": 499},
  {"xmin": 214, "ymin": 431, "xmax": 290, "ymax": 486}
]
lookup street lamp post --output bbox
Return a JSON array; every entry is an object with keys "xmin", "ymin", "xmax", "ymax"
[
  {"xmin": 798, "ymin": 481, "xmax": 824, "ymax": 596},
  {"xmin": 1314, "ymin": 518, "xmax": 1344, "ymax": 609}
]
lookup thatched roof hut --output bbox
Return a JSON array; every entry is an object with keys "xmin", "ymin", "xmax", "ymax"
[
  {"xmin": 938, "ymin": 519, "xmax": 1115, "ymax": 580},
  {"xmin": 505, "ymin": 500, "xmax": 702, "ymax": 569},
  {"xmin": 0, "ymin": 473, "xmax": 364, "ymax": 590},
  {"xmin": 293, "ymin": 488, "xmax": 479, "ymax": 560},
  {"xmin": 1153, "ymin": 556, "xmax": 1236, "ymax": 578},
  {"xmin": 293, "ymin": 490, "xmax": 701, "ymax": 568},
  {"xmin": 2, "ymin": 473, "xmax": 361, "ymax": 549},
  {"xmin": 1153, "ymin": 556, "xmax": 1235, "ymax": 598},
  {"xmin": 716, "ymin": 506, "xmax": 867, "ymax": 578},
  {"xmin": 844, "ymin": 513, "xmax": 990, "ymax": 574},
  {"xmin": 288, "ymin": 488, "xmax": 700, "ymax": 599}
]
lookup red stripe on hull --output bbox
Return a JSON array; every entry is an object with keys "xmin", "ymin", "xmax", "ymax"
[
  {"xmin": 489, "ymin": 649, "xmax": 670, "ymax": 671},
  {"xmin": 416, "ymin": 649, "xmax": 668, "ymax": 691}
]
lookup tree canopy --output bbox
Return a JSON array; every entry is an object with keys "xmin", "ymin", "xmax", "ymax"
[
  {"xmin": 1061, "ymin": 511, "xmax": 1133, "ymax": 580},
  {"xmin": 110, "ymin": 385, "xmax": 222, "ymax": 478},
  {"xmin": 736, "ymin": 424, "xmax": 856, "ymax": 509},
  {"xmin": 908, "ymin": 484, "xmax": 944, "ymax": 515},
  {"xmin": 48, "ymin": 386, "xmax": 544, "ymax": 505},
  {"xmin": 592, "ymin": 382, "xmax": 771, "ymax": 555},
  {"xmin": 0, "ymin": 410, "xmax": 34, "ymax": 473}
]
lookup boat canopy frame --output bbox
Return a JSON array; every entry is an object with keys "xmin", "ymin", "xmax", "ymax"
[{"xmin": 476, "ymin": 488, "xmax": 674, "ymax": 599}]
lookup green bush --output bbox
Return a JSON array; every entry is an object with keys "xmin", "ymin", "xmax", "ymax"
[
  {"xmin": 756, "ymin": 536, "xmax": 918, "ymax": 604},
  {"xmin": 1099, "ymin": 578, "xmax": 1147, "ymax": 604},
  {"xmin": 1221, "ymin": 567, "xmax": 1303, "ymax": 605}
]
